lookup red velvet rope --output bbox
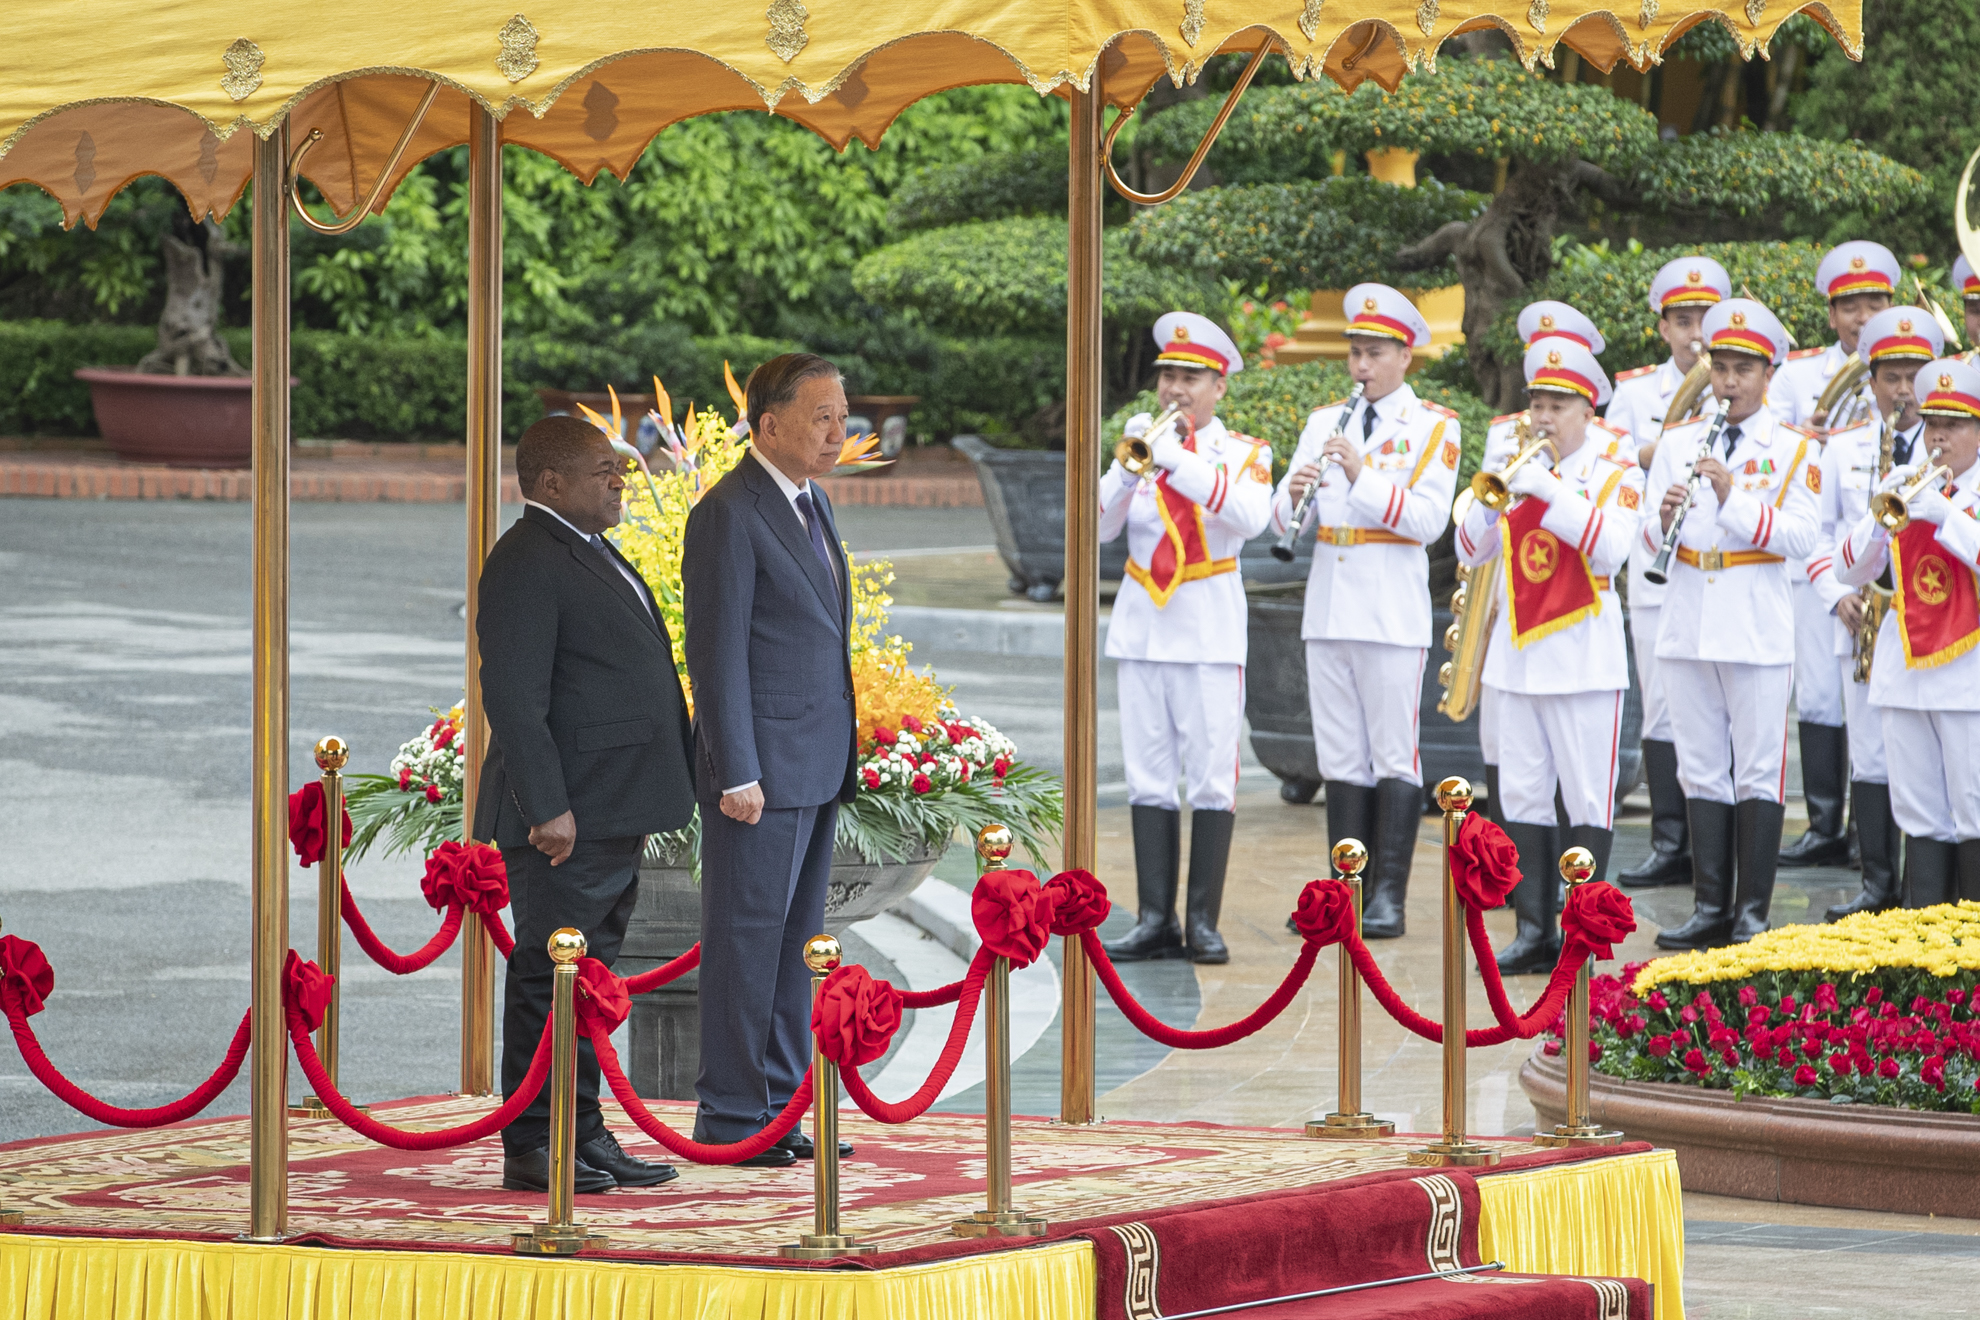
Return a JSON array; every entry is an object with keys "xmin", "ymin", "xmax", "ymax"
[
  {"xmin": 623, "ymin": 945, "xmax": 701, "ymax": 994},
  {"xmin": 483, "ymin": 910, "xmax": 516, "ymax": 959},
  {"xmin": 592, "ymin": 1027, "xmax": 814, "ymax": 1163},
  {"xmin": 339, "ymin": 881, "xmax": 464, "ymax": 975},
  {"xmin": 1080, "ymin": 930, "xmax": 1322, "ymax": 1048},
  {"xmin": 837, "ymin": 947, "xmax": 992, "ymax": 1123},
  {"xmin": 4, "ymin": 1001, "xmax": 251, "ymax": 1128},
  {"xmin": 899, "ymin": 980, "xmax": 965, "ymax": 1009},
  {"xmin": 1466, "ymin": 907, "xmax": 1584, "ymax": 1043},
  {"xmin": 1341, "ymin": 928, "xmax": 1583, "ymax": 1047},
  {"xmin": 287, "ymin": 1004, "xmax": 554, "ymax": 1150}
]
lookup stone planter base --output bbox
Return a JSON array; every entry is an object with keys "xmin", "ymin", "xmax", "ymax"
[{"xmin": 1521, "ymin": 1045, "xmax": 1980, "ymax": 1217}]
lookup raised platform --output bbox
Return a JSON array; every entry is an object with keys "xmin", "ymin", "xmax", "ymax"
[{"xmin": 0, "ymin": 1098, "xmax": 1681, "ymax": 1320}]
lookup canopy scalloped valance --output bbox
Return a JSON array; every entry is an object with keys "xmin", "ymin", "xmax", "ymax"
[{"xmin": 1, "ymin": 2, "xmax": 1860, "ymax": 228}]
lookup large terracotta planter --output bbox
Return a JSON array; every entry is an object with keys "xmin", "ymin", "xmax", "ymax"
[
  {"xmin": 76, "ymin": 367, "xmax": 262, "ymax": 468},
  {"xmin": 1521, "ymin": 1044, "xmax": 1980, "ymax": 1217}
]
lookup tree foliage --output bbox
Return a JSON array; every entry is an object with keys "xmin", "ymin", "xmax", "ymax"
[{"xmin": 1631, "ymin": 130, "xmax": 1932, "ymax": 238}]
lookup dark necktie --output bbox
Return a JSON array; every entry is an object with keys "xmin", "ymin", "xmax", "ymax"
[
  {"xmin": 1362, "ymin": 402, "xmax": 1377, "ymax": 442},
  {"xmin": 794, "ymin": 489, "xmax": 836, "ymax": 581},
  {"xmin": 1721, "ymin": 425, "xmax": 1741, "ymax": 458},
  {"xmin": 1893, "ymin": 426, "xmax": 1914, "ymax": 469}
]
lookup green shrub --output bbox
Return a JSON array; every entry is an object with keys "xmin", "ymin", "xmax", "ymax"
[
  {"xmin": 1631, "ymin": 131, "xmax": 1933, "ymax": 238},
  {"xmin": 1127, "ymin": 176, "xmax": 1485, "ymax": 296},
  {"xmin": 887, "ymin": 149, "xmax": 1068, "ymax": 233},
  {"xmin": 0, "ymin": 321, "xmax": 157, "ymax": 435}
]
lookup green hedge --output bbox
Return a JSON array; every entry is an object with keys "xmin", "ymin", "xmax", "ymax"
[
  {"xmin": 0, "ymin": 322, "xmax": 158, "ymax": 436},
  {"xmin": 1126, "ymin": 177, "xmax": 1485, "ymax": 296},
  {"xmin": 1105, "ymin": 359, "xmax": 1491, "ymax": 485}
]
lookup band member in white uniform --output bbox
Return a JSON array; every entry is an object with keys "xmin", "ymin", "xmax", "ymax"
[
  {"xmin": 1606, "ymin": 257, "xmax": 1731, "ymax": 888},
  {"xmin": 1647, "ymin": 299, "xmax": 1822, "ymax": 950},
  {"xmin": 1099, "ymin": 312, "xmax": 1273, "ymax": 964},
  {"xmin": 1272, "ymin": 284, "xmax": 1459, "ymax": 938},
  {"xmin": 1835, "ymin": 356, "xmax": 1980, "ymax": 904},
  {"xmin": 1768, "ymin": 241, "xmax": 1898, "ymax": 867},
  {"xmin": 1454, "ymin": 337, "xmax": 1644, "ymax": 971},
  {"xmin": 1955, "ymin": 255, "xmax": 1980, "ymax": 355},
  {"xmin": 1818, "ymin": 307, "xmax": 1942, "ymax": 919},
  {"xmin": 1476, "ymin": 301, "xmax": 1607, "ymax": 832}
]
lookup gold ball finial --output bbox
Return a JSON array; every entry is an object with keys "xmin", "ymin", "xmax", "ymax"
[
  {"xmin": 803, "ymin": 933, "xmax": 843, "ymax": 974},
  {"xmin": 547, "ymin": 928, "xmax": 588, "ymax": 964},
  {"xmin": 314, "ymin": 735, "xmax": 349, "ymax": 771},
  {"xmin": 1435, "ymin": 776, "xmax": 1474, "ymax": 813},
  {"xmin": 1558, "ymin": 846, "xmax": 1597, "ymax": 886},
  {"xmin": 976, "ymin": 823, "xmax": 1014, "ymax": 865},
  {"xmin": 1330, "ymin": 838, "xmax": 1369, "ymax": 878}
]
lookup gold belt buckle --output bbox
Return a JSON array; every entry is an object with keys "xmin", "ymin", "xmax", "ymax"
[
  {"xmin": 1699, "ymin": 550, "xmax": 1724, "ymax": 572},
  {"xmin": 1331, "ymin": 527, "xmax": 1357, "ymax": 547}
]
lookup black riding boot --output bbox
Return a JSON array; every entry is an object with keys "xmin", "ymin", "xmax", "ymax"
[
  {"xmin": 1360, "ymin": 778, "xmax": 1421, "ymax": 940},
  {"xmin": 1185, "ymin": 809, "xmax": 1235, "ymax": 964},
  {"xmin": 1567, "ymin": 824, "xmax": 1615, "ymax": 889},
  {"xmin": 1904, "ymin": 836, "xmax": 1957, "ymax": 908},
  {"xmin": 1779, "ymin": 722, "xmax": 1850, "ymax": 867},
  {"xmin": 1825, "ymin": 782, "xmax": 1901, "ymax": 921},
  {"xmin": 1960, "ymin": 840, "xmax": 1980, "ymax": 903},
  {"xmin": 1656, "ymin": 799, "xmax": 1736, "ymax": 951},
  {"xmin": 1103, "ymin": 806, "xmax": 1184, "ymax": 961},
  {"xmin": 1731, "ymin": 799, "xmax": 1786, "ymax": 943},
  {"xmin": 1619, "ymin": 740, "xmax": 1692, "ymax": 887},
  {"xmin": 1496, "ymin": 820, "xmax": 1561, "ymax": 975}
]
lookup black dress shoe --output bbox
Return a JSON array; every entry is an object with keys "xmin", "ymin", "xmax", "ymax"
[
  {"xmin": 578, "ymin": 1130, "xmax": 678, "ymax": 1188},
  {"xmin": 731, "ymin": 1144, "xmax": 798, "ymax": 1168},
  {"xmin": 502, "ymin": 1146, "xmax": 616, "ymax": 1194},
  {"xmin": 780, "ymin": 1130, "xmax": 854, "ymax": 1159}
]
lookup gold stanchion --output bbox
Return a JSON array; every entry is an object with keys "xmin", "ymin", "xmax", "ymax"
[
  {"xmin": 1408, "ymin": 777, "xmax": 1501, "ymax": 1169},
  {"xmin": 976, "ymin": 822, "xmax": 1014, "ymax": 875},
  {"xmin": 513, "ymin": 928, "xmax": 603, "ymax": 1255},
  {"xmin": 294, "ymin": 737, "xmax": 365, "ymax": 1118},
  {"xmin": 782, "ymin": 934, "xmax": 875, "ymax": 1259},
  {"xmin": 1533, "ymin": 847, "xmax": 1626, "ymax": 1149},
  {"xmin": 0, "ymin": 919, "xmax": 18, "ymax": 1223},
  {"xmin": 1307, "ymin": 839, "xmax": 1394, "ymax": 1139},
  {"xmin": 952, "ymin": 945, "xmax": 1048, "ymax": 1239}
]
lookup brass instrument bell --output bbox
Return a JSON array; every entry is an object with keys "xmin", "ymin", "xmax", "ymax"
[
  {"xmin": 1116, "ymin": 407, "xmax": 1183, "ymax": 479},
  {"xmin": 1871, "ymin": 464, "xmax": 1954, "ymax": 533},
  {"xmin": 1470, "ymin": 422, "xmax": 1559, "ymax": 512}
]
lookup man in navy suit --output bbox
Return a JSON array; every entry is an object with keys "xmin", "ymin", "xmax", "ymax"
[{"xmin": 683, "ymin": 353, "xmax": 860, "ymax": 1164}]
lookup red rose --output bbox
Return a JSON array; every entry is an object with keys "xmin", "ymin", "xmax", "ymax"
[
  {"xmin": 1043, "ymin": 869, "xmax": 1111, "ymax": 936},
  {"xmin": 1865, "ymin": 988, "xmax": 1882, "ymax": 1005},
  {"xmin": 1777, "ymin": 1045, "xmax": 1796, "ymax": 1066},
  {"xmin": 1680, "ymin": 1006, "xmax": 1699, "ymax": 1024},
  {"xmin": 1291, "ymin": 879, "xmax": 1356, "ymax": 946},
  {"xmin": 873, "ymin": 726, "xmax": 896, "ymax": 746},
  {"xmin": 283, "ymin": 950, "xmax": 334, "ymax": 1033},
  {"xmin": 1951, "ymin": 989, "xmax": 1968, "ymax": 1006},
  {"xmin": 1803, "ymin": 1037, "xmax": 1821, "ymax": 1057},
  {"xmin": 993, "ymin": 757, "xmax": 1012, "ymax": 780},
  {"xmin": 1879, "ymin": 1057, "xmax": 1900, "ymax": 1079},
  {"xmin": 0, "ymin": 935, "xmax": 54, "ymax": 1018},
  {"xmin": 911, "ymin": 774, "xmax": 932, "ymax": 795},
  {"xmin": 862, "ymin": 767, "xmax": 881, "ymax": 790},
  {"xmin": 1646, "ymin": 1034, "xmax": 1672, "ymax": 1058},
  {"xmin": 901, "ymin": 714, "xmax": 923, "ymax": 733},
  {"xmin": 1816, "ymin": 983, "xmax": 1840, "ymax": 1014},
  {"xmin": 1923, "ymin": 1057, "xmax": 1947, "ymax": 1090},
  {"xmin": 424, "ymin": 783, "xmax": 443, "ymax": 803},
  {"xmin": 420, "ymin": 841, "xmax": 510, "ymax": 915},
  {"xmin": 287, "ymin": 782, "xmax": 354, "ymax": 868},
  {"xmin": 1738, "ymin": 985, "xmax": 1758, "ymax": 1008},
  {"xmin": 1647, "ymin": 991, "xmax": 1668, "ymax": 1010},
  {"xmin": 1681, "ymin": 1048, "xmax": 1709, "ymax": 1075},
  {"xmin": 1620, "ymin": 1014, "xmax": 1646, "ymax": 1037},
  {"xmin": 398, "ymin": 767, "xmax": 413, "ymax": 790},
  {"xmin": 1780, "ymin": 995, "xmax": 1798, "ymax": 1015},
  {"xmin": 1543, "ymin": 1039, "xmax": 1562, "ymax": 1056},
  {"xmin": 1828, "ymin": 1052, "xmax": 1851, "ymax": 1072},
  {"xmin": 1448, "ymin": 812, "xmax": 1522, "ymax": 909},
  {"xmin": 971, "ymin": 869, "xmax": 1055, "ymax": 967},
  {"xmin": 1794, "ymin": 1065, "xmax": 1817, "ymax": 1087},
  {"xmin": 813, "ymin": 964, "xmax": 904, "ymax": 1067},
  {"xmin": 1561, "ymin": 882, "xmax": 1637, "ymax": 960},
  {"xmin": 436, "ymin": 725, "xmax": 456, "ymax": 749}
]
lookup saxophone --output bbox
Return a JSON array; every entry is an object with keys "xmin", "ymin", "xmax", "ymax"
[{"xmin": 1852, "ymin": 417, "xmax": 1896, "ymax": 684}]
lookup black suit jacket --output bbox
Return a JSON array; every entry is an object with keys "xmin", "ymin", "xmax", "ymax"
[
  {"xmin": 472, "ymin": 504, "xmax": 696, "ymax": 848},
  {"xmin": 682, "ymin": 454, "xmax": 859, "ymax": 809}
]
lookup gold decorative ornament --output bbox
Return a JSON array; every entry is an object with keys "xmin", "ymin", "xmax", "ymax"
[
  {"xmin": 1173, "ymin": 325, "xmax": 1191, "ymax": 341},
  {"xmin": 976, "ymin": 822, "xmax": 1015, "ymax": 865},
  {"xmin": 1526, "ymin": 0, "xmax": 1548, "ymax": 33},
  {"xmin": 766, "ymin": 0, "xmax": 809, "ymax": 63},
  {"xmin": 1686, "ymin": 269, "xmax": 1702, "ymax": 285},
  {"xmin": 1298, "ymin": 0, "xmax": 1323, "ymax": 42},
  {"xmin": 1415, "ymin": 0, "xmax": 1439, "ymax": 37},
  {"xmin": 1179, "ymin": 0, "xmax": 1205, "ymax": 49},
  {"xmin": 1944, "ymin": 374, "xmax": 1957, "ymax": 389},
  {"xmin": 1539, "ymin": 314, "xmax": 1555, "ymax": 330},
  {"xmin": 1363, "ymin": 297, "xmax": 1378, "ymax": 312},
  {"xmin": 1744, "ymin": 0, "xmax": 1765, "ymax": 23},
  {"xmin": 547, "ymin": 927, "xmax": 588, "ymax": 964},
  {"xmin": 1638, "ymin": 0, "xmax": 1658, "ymax": 28},
  {"xmin": 803, "ymin": 933, "xmax": 843, "ymax": 974},
  {"xmin": 496, "ymin": 14, "xmax": 540, "ymax": 83},
  {"xmin": 1900, "ymin": 319, "xmax": 1914, "ymax": 335},
  {"xmin": 1852, "ymin": 255, "xmax": 1867, "ymax": 270},
  {"xmin": 1731, "ymin": 311, "xmax": 1747, "ymax": 328},
  {"xmin": 1546, "ymin": 349, "xmax": 1563, "ymax": 366},
  {"xmin": 314, "ymin": 735, "xmax": 349, "ymax": 772},
  {"xmin": 221, "ymin": 38, "xmax": 265, "ymax": 103}
]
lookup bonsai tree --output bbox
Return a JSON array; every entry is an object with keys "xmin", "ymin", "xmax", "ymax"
[
  {"xmin": 138, "ymin": 212, "xmax": 244, "ymax": 377},
  {"xmin": 1142, "ymin": 53, "xmax": 1931, "ymax": 409}
]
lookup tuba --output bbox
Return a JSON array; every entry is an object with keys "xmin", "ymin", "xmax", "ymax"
[
  {"xmin": 1658, "ymin": 355, "xmax": 1714, "ymax": 438},
  {"xmin": 1851, "ymin": 418, "xmax": 1898, "ymax": 684},
  {"xmin": 1812, "ymin": 353, "xmax": 1870, "ymax": 432},
  {"xmin": 1437, "ymin": 551, "xmax": 1502, "ymax": 723}
]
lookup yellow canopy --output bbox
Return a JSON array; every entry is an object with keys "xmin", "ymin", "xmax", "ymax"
[{"xmin": 3, "ymin": 2, "xmax": 1861, "ymax": 226}]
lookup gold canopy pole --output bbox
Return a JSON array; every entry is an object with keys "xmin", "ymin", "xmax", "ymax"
[
  {"xmin": 246, "ymin": 120, "xmax": 293, "ymax": 1243},
  {"xmin": 460, "ymin": 103, "xmax": 503, "ymax": 1096},
  {"xmin": 1059, "ymin": 65, "xmax": 1103, "ymax": 1126}
]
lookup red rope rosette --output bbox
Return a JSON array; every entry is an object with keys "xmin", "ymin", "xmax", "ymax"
[
  {"xmin": 1561, "ymin": 880, "xmax": 1638, "ymax": 961},
  {"xmin": 972, "ymin": 869, "xmax": 1055, "ymax": 967},
  {"xmin": 2, "ymin": 935, "xmax": 250, "ymax": 1128},
  {"xmin": 1044, "ymin": 868, "xmax": 1110, "ymax": 936},
  {"xmin": 336, "ymin": 842, "xmax": 512, "ymax": 975},
  {"xmin": 836, "ymin": 948, "xmax": 992, "ymax": 1123},
  {"xmin": 813, "ymin": 964, "xmax": 902, "ymax": 1067},
  {"xmin": 1448, "ymin": 812, "xmax": 1523, "ymax": 910},
  {"xmin": 287, "ymin": 782, "xmax": 352, "ymax": 868}
]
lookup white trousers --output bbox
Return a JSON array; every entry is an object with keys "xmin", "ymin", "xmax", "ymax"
[
  {"xmin": 1118, "ymin": 659, "xmax": 1244, "ymax": 812},
  {"xmin": 1664, "ymin": 659, "xmax": 1795, "ymax": 805},
  {"xmin": 1306, "ymin": 639, "xmax": 1425, "ymax": 787},
  {"xmin": 1493, "ymin": 688, "xmax": 1624, "ymax": 829},
  {"xmin": 1842, "ymin": 659, "xmax": 1887, "ymax": 784},
  {"xmin": 1631, "ymin": 605, "xmax": 1673, "ymax": 742},
  {"xmin": 1791, "ymin": 581, "xmax": 1845, "ymax": 727},
  {"xmin": 1881, "ymin": 707, "xmax": 1980, "ymax": 842},
  {"xmin": 1478, "ymin": 683, "xmax": 1500, "ymax": 763}
]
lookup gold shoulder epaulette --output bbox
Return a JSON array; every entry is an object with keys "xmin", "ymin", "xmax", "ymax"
[
  {"xmin": 1787, "ymin": 346, "xmax": 1824, "ymax": 361},
  {"xmin": 1781, "ymin": 421, "xmax": 1819, "ymax": 439},
  {"xmin": 1614, "ymin": 364, "xmax": 1655, "ymax": 382},
  {"xmin": 1490, "ymin": 412, "xmax": 1523, "ymax": 426},
  {"xmin": 1421, "ymin": 401, "xmax": 1459, "ymax": 420}
]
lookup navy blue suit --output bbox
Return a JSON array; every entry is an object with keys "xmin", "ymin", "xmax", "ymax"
[{"xmin": 682, "ymin": 453, "xmax": 858, "ymax": 1141}]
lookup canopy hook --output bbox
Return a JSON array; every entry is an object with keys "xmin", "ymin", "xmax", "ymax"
[
  {"xmin": 288, "ymin": 81, "xmax": 442, "ymax": 236},
  {"xmin": 1103, "ymin": 41, "xmax": 1274, "ymax": 207}
]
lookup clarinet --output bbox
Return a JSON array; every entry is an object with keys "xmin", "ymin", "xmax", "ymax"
[
  {"xmin": 1641, "ymin": 397, "xmax": 1734, "ymax": 586},
  {"xmin": 1271, "ymin": 382, "xmax": 1366, "ymax": 562}
]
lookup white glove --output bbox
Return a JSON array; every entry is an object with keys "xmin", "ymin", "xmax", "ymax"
[
  {"xmin": 1507, "ymin": 460, "xmax": 1561, "ymax": 501},
  {"xmin": 1122, "ymin": 413, "xmax": 1154, "ymax": 440},
  {"xmin": 1876, "ymin": 463, "xmax": 1919, "ymax": 495},
  {"xmin": 1151, "ymin": 423, "xmax": 1189, "ymax": 472},
  {"xmin": 1909, "ymin": 483, "xmax": 1952, "ymax": 526}
]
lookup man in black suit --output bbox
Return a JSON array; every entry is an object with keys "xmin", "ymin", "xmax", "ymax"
[
  {"xmin": 683, "ymin": 353, "xmax": 860, "ymax": 1164},
  {"xmin": 475, "ymin": 414, "xmax": 696, "ymax": 1192}
]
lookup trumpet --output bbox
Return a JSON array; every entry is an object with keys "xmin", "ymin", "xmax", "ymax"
[
  {"xmin": 1470, "ymin": 415, "xmax": 1559, "ymax": 511},
  {"xmin": 1870, "ymin": 462, "xmax": 1954, "ymax": 533},
  {"xmin": 1642, "ymin": 397, "xmax": 1734, "ymax": 586},
  {"xmin": 1271, "ymin": 382, "xmax": 1365, "ymax": 562},
  {"xmin": 1115, "ymin": 407, "xmax": 1185, "ymax": 480}
]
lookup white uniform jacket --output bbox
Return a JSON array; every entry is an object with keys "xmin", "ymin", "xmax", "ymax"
[
  {"xmin": 1455, "ymin": 421, "xmax": 1645, "ymax": 694},
  {"xmin": 1607, "ymin": 359, "xmax": 1714, "ymax": 613},
  {"xmin": 1835, "ymin": 460, "xmax": 1980, "ymax": 713},
  {"xmin": 1101, "ymin": 415, "xmax": 1273, "ymax": 665},
  {"xmin": 1817, "ymin": 416, "xmax": 1927, "ymax": 659},
  {"xmin": 1270, "ymin": 384, "xmax": 1460, "ymax": 648},
  {"xmin": 1645, "ymin": 408, "xmax": 1822, "ymax": 666},
  {"xmin": 1770, "ymin": 344, "xmax": 1867, "ymax": 592}
]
